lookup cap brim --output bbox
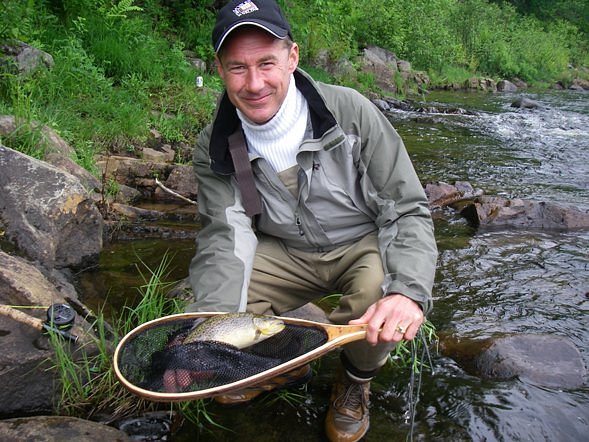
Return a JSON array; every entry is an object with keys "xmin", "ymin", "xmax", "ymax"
[{"xmin": 214, "ymin": 21, "xmax": 289, "ymax": 53}]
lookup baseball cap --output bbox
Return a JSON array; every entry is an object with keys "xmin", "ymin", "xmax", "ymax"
[{"xmin": 212, "ymin": 0, "xmax": 292, "ymax": 53}]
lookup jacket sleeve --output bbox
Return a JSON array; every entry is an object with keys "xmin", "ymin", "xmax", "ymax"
[
  {"xmin": 352, "ymin": 92, "xmax": 438, "ymax": 314},
  {"xmin": 185, "ymin": 124, "xmax": 258, "ymax": 313}
]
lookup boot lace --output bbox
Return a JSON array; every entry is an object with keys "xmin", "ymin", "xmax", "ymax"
[{"xmin": 335, "ymin": 379, "xmax": 367, "ymax": 411}]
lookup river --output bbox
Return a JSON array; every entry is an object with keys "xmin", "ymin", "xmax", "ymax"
[{"xmin": 82, "ymin": 89, "xmax": 589, "ymax": 441}]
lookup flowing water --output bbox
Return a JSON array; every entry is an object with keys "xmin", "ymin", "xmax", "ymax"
[{"xmin": 82, "ymin": 90, "xmax": 589, "ymax": 441}]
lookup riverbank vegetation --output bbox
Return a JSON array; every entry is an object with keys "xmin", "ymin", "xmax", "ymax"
[{"xmin": 1, "ymin": 0, "xmax": 588, "ymax": 171}]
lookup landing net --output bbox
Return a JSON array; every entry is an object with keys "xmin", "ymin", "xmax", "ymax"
[{"xmin": 116, "ymin": 318, "xmax": 328, "ymax": 394}]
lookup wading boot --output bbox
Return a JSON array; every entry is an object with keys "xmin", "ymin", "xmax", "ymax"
[
  {"xmin": 213, "ymin": 364, "xmax": 312, "ymax": 405},
  {"xmin": 325, "ymin": 369, "xmax": 370, "ymax": 442}
]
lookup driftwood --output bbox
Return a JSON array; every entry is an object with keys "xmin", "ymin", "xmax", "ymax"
[{"xmin": 155, "ymin": 178, "xmax": 197, "ymax": 205}]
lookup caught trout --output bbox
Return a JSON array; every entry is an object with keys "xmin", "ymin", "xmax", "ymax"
[{"xmin": 183, "ymin": 313, "xmax": 285, "ymax": 349}]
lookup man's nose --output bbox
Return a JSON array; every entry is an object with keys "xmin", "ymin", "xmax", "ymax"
[{"xmin": 245, "ymin": 68, "xmax": 264, "ymax": 93}]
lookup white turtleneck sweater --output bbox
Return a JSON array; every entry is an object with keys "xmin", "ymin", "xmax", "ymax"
[{"xmin": 237, "ymin": 74, "xmax": 309, "ymax": 173}]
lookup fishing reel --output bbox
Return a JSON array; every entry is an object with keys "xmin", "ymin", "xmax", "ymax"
[
  {"xmin": 46, "ymin": 303, "xmax": 76, "ymax": 330},
  {"xmin": 43, "ymin": 303, "xmax": 78, "ymax": 342}
]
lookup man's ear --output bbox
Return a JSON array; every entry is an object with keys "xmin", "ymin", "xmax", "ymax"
[
  {"xmin": 288, "ymin": 42, "xmax": 299, "ymax": 74},
  {"xmin": 215, "ymin": 54, "xmax": 225, "ymax": 80}
]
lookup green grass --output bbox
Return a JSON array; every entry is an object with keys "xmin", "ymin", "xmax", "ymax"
[{"xmin": 47, "ymin": 252, "xmax": 188, "ymax": 420}]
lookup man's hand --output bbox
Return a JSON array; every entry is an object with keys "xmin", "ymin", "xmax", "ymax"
[{"xmin": 348, "ymin": 293, "xmax": 424, "ymax": 345}]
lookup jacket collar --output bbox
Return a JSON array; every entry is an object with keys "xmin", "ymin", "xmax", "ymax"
[{"xmin": 209, "ymin": 68, "xmax": 337, "ymax": 175}]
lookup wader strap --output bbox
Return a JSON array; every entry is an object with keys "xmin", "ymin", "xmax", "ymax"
[{"xmin": 228, "ymin": 129, "xmax": 262, "ymax": 217}]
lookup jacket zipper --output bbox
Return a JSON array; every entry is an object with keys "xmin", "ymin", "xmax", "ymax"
[{"xmin": 294, "ymin": 212, "xmax": 304, "ymax": 236}]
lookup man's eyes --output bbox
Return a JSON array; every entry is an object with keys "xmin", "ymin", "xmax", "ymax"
[
  {"xmin": 228, "ymin": 62, "xmax": 276, "ymax": 73},
  {"xmin": 229, "ymin": 65, "xmax": 247, "ymax": 73}
]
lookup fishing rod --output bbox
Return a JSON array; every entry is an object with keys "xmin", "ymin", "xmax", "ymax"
[{"xmin": 0, "ymin": 303, "xmax": 79, "ymax": 343}]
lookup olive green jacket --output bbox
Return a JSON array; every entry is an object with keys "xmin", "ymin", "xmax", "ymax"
[{"xmin": 187, "ymin": 69, "xmax": 437, "ymax": 314}]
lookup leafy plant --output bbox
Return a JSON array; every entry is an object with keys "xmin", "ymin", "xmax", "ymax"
[{"xmin": 97, "ymin": 0, "xmax": 142, "ymax": 20}]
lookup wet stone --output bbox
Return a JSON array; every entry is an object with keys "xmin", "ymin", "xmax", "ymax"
[{"xmin": 475, "ymin": 333, "xmax": 586, "ymax": 388}]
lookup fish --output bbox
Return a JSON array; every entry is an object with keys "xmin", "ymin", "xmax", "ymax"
[{"xmin": 183, "ymin": 312, "xmax": 285, "ymax": 349}]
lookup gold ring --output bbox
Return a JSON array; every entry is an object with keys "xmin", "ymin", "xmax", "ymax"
[{"xmin": 396, "ymin": 325, "xmax": 406, "ymax": 334}]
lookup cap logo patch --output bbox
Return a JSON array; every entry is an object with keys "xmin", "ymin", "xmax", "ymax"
[{"xmin": 233, "ymin": 1, "xmax": 259, "ymax": 17}]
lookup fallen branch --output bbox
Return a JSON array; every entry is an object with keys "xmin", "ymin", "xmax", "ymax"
[{"xmin": 154, "ymin": 178, "xmax": 197, "ymax": 205}]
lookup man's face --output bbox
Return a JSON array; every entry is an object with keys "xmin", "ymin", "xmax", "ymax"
[{"xmin": 216, "ymin": 27, "xmax": 299, "ymax": 125}]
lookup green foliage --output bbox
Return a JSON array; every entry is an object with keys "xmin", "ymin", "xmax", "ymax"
[
  {"xmin": 283, "ymin": 0, "xmax": 586, "ymax": 83},
  {"xmin": 0, "ymin": 0, "xmax": 217, "ymax": 167},
  {"xmin": 159, "ymin": 0, "xmax": 217, "ymax": 61},
  {"xmin": 123, "ymin": 252, "xmax": 185, "ymax": 331},
  {"xmin": 298, "ymin": 64, "xmax": 333, "ymax": 84},
  {"xmin": 97, "ymin": 0, "xmax": 143, "ymax": 19},
  {"xmin": 48, "ymin": 254, "xmax": 187, "ymax": 419},
  {"xmin": 428, "ymin": 65, "xmax": 474, "ymax": 87},
  {"xmin": 0, "ymin": 0, "xmax": 53, "ymax": 43},
  {"xmin": 0, "ymin": 0, "xmax": 587, "ymax": 173},
  {"xmin": 282, "ymin": 0, "xmax": 359, "ymax": 62},
  {"xmin": 178, "ymin": 400, "xmax": 229, "ymax": 432}
]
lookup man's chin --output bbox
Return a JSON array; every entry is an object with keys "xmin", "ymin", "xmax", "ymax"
[{"xmin": 243, "ymin": 110, "xmax": 275, "ymax": 125}]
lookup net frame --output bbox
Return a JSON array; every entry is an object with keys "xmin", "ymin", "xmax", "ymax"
[{"xmin": 113, "ymin": 312, "xmax": 368, "ymax": 402}]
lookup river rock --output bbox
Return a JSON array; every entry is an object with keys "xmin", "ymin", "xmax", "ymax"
[
  {"xmin": 96, "ymin": 154, "xmax": 174, "ymax": 198},
  {"xmin": 475, "ymin": 334, "xmax": 586, "ymax": 388},
  {"xmin": 0, "ymin": 146, "xmax": 103, "ymax": 269},
  {"xmin": 0, "ymin": 416, "xmax": 131, "ymax": 442},
  {"xmin": 458, "ymin": 196, "xmax": 589, "ymax": 229},
  {"xmin": 0, "ymin": 40, "xmax": 54, "ymax": 75},
  {"xmin": 0, "ymin": 115, "xmax": 75, "ymax": 157},
  {"xmin": 0, "ymin": 251, "xmax": 98, "ymax": 416},
  {"xmin": 142, "ymin": 146, "xmax": 174, "ymax": 163},
  {"xmin": 497, "ymin": 79, "xmax": 518, "ymax": 92},
  {"xmin": 0, "ymin": 251, "xmax": 71, "ymax": 307},
  {"xmin": 511, "ymin": 97, "xmax": 542, "ymax": 109},
  {"xmin": 359, "ymin": 46, "xmax": 399, "ymax": 93},
  {"xmin": 157, "ymin": 164, "xmax": 198, "ymax": 201},
  {"xmin": 464, "ymin": 77, "xmax": 497, "ymax": 92},
  {"xmin": 96, "ymin": 154, "xmax": 198, "ymax": 203},
  {"xmin": 511, "ymin": 77, "xmax": 528, "ymax": 89},
  {"xmin": 572, "ymin": 78, "xmax": 589, "ymax": 90},
  {"xmin": 0, "ymin": 306, "xmax": 57, "ymax": 416},
  {"xmin": 425, "ymin": 181, "xmax": 483, "ymax": 208},
  {"xmin": 45, "ymin": 152, "xmax": 101, "ymax": 192}
]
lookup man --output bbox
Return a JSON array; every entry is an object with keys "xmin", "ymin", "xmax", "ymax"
[{"xmin": 187, "ymin": 1, "xmax": 438, "ymax": 440}]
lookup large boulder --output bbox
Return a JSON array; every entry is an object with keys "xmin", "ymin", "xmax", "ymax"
[
  {"xmin": 440, "ymin": 333, "xmax": 586, "ymax": 388},
  {"xmin": 358, "ymin": 46, "xmax": 399, "ymax": 93},
  {"xmin": 497, "ymin": 79, "xmax": 518, "ymax": 92},
  {"xmin": 464, "ymin": 76, "xmax": 497, "ymax": 92},
  {"xmin": 0, "ymin": 116, "xmax": 99, "ymax": 191},
  {"xmin": 0, "ymin": 115, "xmax": 75, "ymax": 157},
  {"xmin": 475, "ymin": 334, "xmax": 586, "ymax": 388},
  {"xmin": 0, "ymin": 416, "xmax": 131, "ymax": 442},
  {"xmin": 0, "ymin": 40, "xmax": 54, "ymax": 75},
  {"xmin": 0, "ymin": 251, "xmax": 97, "ymax": 416},
  {"xmin": 0, "ymin": 145, "xmax": 103, "ymax": 269}
]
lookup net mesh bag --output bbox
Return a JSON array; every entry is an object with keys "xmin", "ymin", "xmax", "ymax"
[{"xmin": 116, "ymin": 318, "xmax": 328, "ymax": 394}]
